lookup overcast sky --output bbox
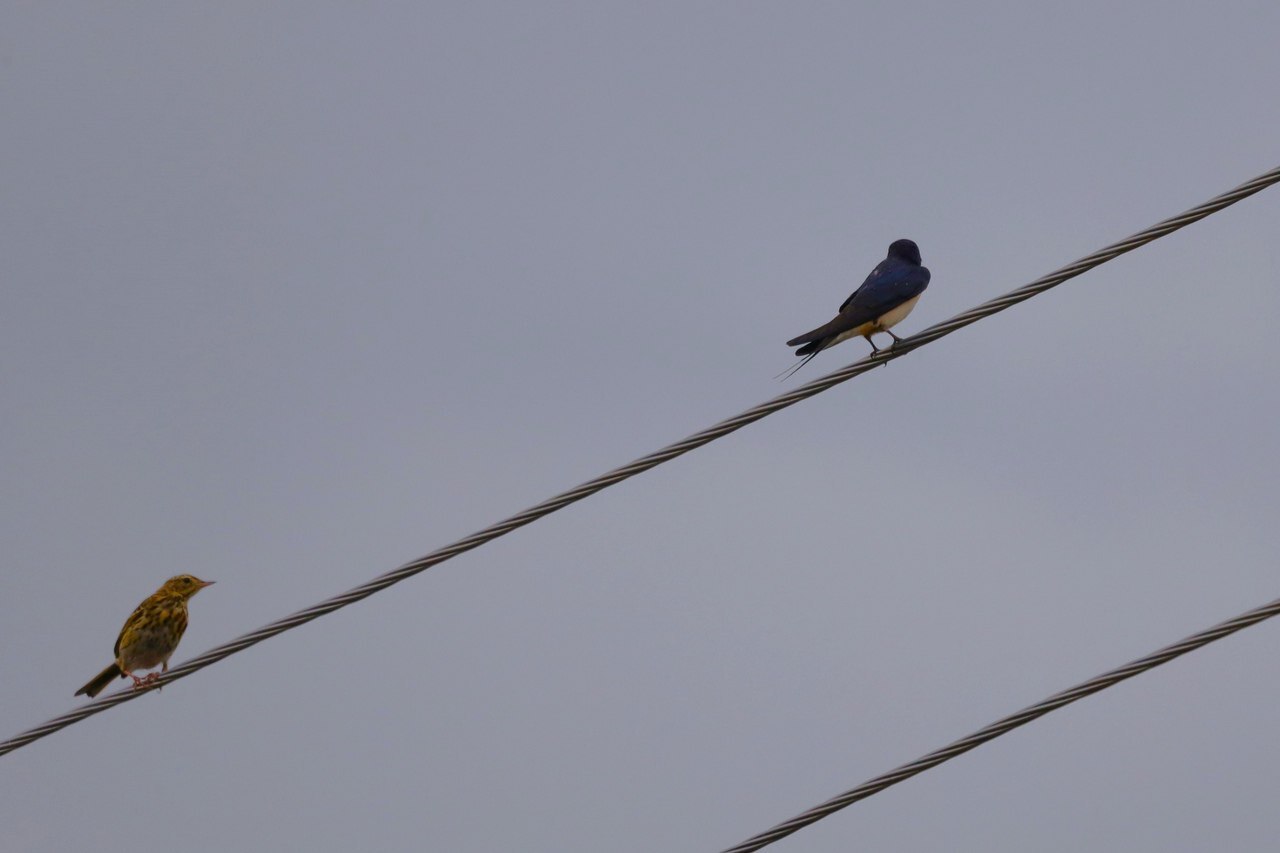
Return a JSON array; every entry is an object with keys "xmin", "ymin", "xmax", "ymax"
[{"xmin": 3, "ymin": 4, "xmax": 1280, "ymax": 852}]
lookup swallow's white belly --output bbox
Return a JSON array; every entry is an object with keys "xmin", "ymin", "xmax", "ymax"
[{"xmin": 874, "ymin": 293, "xmax": 921, "ymax": 331}]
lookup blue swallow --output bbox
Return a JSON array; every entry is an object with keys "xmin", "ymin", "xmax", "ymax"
[{"xmin": 784, "ymin": 239, "xmax": 930, "ymax": 376}]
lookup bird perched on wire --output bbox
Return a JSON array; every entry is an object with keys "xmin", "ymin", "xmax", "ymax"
[
  {"xmin": 783, "ymin": 238, "xmax": 931, "ymax": 378},
  {"xmin": 75, "ymin": 574, "xmax": 215, "ymax": 698}
]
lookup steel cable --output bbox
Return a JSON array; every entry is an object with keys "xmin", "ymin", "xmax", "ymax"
[
  {"xmin": 720, "ymin": 595, "xmax": 1280, "ymax": 852},
  {"xmin": 2, "ymin": 164, "xmax": 1277, "ymax": 758}
]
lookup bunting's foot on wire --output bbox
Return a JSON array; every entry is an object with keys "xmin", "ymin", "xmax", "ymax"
[{"xmin": 130, "ymin": 672, "xmax": 162, "ymax": 689}]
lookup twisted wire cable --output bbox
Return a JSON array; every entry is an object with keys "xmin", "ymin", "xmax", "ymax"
[
  {"xmin": 2, "ymin": 165, "xmax": 1277, "ymax": 759},
  {"xmin": 720, "ymin": 595, "xmax": 1280, "ymax": 852}
]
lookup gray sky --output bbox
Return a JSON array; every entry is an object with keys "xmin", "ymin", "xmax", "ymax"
[{"xmin": 3, "ymin": 4, "xmax": 1279, "ymax": 851}]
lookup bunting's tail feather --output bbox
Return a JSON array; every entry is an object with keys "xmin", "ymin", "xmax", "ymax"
[{"xmin": 75, "ymin": 662, "xmax": 123, "ymax": 698}]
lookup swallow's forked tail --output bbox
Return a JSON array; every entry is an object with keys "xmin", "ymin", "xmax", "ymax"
[
  {"xmin": 786, "ymin": 328, "xmax": 825, "ymax": 351},
  {"xmin": 775, "ymin": 346, "xmax": 824, "ymax": 381}
]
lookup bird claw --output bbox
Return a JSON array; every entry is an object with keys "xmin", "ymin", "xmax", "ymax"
[{"xmin": 129, "ymin": 672, "xmax": 161, "ymax": 690}]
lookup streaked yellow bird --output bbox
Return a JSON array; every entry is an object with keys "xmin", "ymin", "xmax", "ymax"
[{"xmin": 75, "ymin": 574, "xmax": 215, "ymax": 698}]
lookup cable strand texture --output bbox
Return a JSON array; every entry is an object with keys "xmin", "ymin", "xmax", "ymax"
[
  {"xmin": 720, "ymin": 596, "xmax": 1280, "ymax": 852},
  {"xmin": 2, "ymin": 165, "xmax": 1277, "ymax": 759}
]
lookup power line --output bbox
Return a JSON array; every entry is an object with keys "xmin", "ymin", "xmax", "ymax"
[
  {"xmin": 719, "ymin": 594, "xmax": 1280, "ymax": 852},
  {"xmin": 2, "ymin": 164, "xmax": 1278, "ymax": 759}
]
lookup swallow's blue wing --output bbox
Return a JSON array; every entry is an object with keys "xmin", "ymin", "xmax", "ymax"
[{"xmin": 840, "ymin": 263, "xmax": 930, "ymax": 323}]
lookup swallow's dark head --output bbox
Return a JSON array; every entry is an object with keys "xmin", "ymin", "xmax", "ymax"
[{"xmin": 887, "ymin": 239, "xmax": 922, "ymax": 265}]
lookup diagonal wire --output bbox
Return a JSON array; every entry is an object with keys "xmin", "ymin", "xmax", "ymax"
[
  {"xmin": 2, "ymin": 165, "xmax": 1278, "ymax": 759},
  {"xmin": 720, "ymin": 595, "xmax": 1280, "ymax": 853}
]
